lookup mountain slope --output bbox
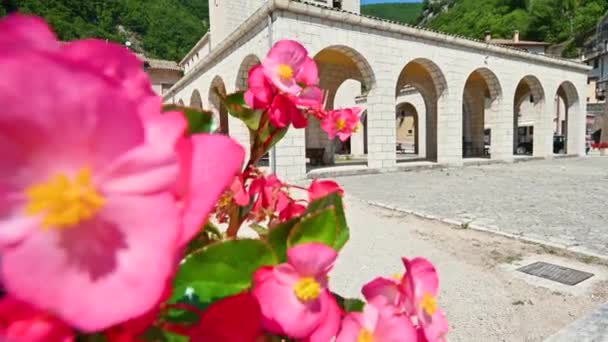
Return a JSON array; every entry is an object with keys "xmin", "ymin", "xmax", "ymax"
[
  {"xmin": 361, "ymin": 3, "xmax": 423, "ymax": 25},
  {"xmin": 422, "ymin": 0, "xmax": 607, "ymax": 57},
  {"xmin": 1, "ymin": 0, "xmax": 209, "ymax": 61}
]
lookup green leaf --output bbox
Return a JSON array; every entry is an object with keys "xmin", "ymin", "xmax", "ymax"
[
  {"xmin": 288, "ymin": 208, "xmax": 338, "ymax": 248},
  {"xmin": 222, "ymin": 92, "xmax": 263, "ymax": 130},
  {"xmin": 266, "ymin": 218, "xmax": 300, "ymax": 262},
  {"xmin": 162, "ymin": 104, "xmax": 214, "ymax": 134},
  {"xmin": 305, "ymin": 193, "xmax": 349, "ymax": 250},
  {"xmin": 140, "ymin": 327, "xmax": 188, "ymax": 342},
  {"xmin": 170, "ymin": 239, "xmax": 278, "ymax": 304},
  {"xmin": 332, "ymin": 293, "xmax": 365, "ymax": 312}
]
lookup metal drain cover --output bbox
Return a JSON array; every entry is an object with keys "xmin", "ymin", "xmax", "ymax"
[{"xmin": 517, "ymin": 261, "xmax": 594, "ymax": 286}]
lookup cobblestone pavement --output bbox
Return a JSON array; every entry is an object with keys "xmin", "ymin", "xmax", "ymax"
[{"xmin": 335, "ymin": 156, "xmax": 608, "ymax": 257}]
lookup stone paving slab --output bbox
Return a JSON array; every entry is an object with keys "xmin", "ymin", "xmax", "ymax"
[
  {"xmin": 335, "ymin": 156, "xmax": 608, "ymax": 257},
  {"xmin": 545, "ymin": 304, "xmax": 608, "ymax": 342}
]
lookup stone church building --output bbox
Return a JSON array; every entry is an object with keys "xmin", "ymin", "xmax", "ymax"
[{"xmin": 163, "ymin": 0, "xmax": 589, "ymax": 180}]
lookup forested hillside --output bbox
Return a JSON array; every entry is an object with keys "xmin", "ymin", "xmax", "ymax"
[
  {"xmin": 0, "ymin": 0, "xmax": 209, "ymax": 61},
  {"xmin": 422, "ymin": 0, "xmax": 607, "ymax": 57},
  {"xmin": 360, "ymin": 2, "xmax": 423, "ymax": 24}
]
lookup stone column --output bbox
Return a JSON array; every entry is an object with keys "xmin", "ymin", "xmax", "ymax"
[
  {"xmin": 490, "ymin": 98, "xmax": 513, "ymax": 161},
  {"xmin": 567, "ymin": 97, "xmax": 586, "ymax": 156},
  {"xmin": 534, "ymin": 99, "xmax": 554, "ymax": 158},
  {"xmin": 366, "ymin": 80, "xmax": 397, "ymax": 169},
  {"xmin": 274, "ymin": 127, "xmax": 306, "ymax": 181},
  {"xmin": 436, "ymin": 88, "xmax": 463, "ymax": 165},
  {"xmin": 350, "ymin": 128, "xmax": 365, "ymax": 156}
]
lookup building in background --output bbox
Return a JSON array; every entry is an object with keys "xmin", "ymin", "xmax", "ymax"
[
  {"xmin": 582, "ymin": 13, "xmax": 608, "ymax": 143},
  {"xmin": 136, "ymin": 54, "xmax": 182, "ymax": 96},
  {"xmin": 485, "ymin": 31, "xmax": 549, "ymax": 55}
]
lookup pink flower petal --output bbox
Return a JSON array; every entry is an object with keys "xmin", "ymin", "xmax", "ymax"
[
  {"xmin": 0, "ymin": 14, "xmax": 58, "ymax": 53},
  {"xmin": 268, "ymin": 94, "xmax": 299, "ymax": 129},
  {"xmin": 403, "ymin": 257, "xmax": 439, "ymax": 299},
  {"xmin": 1, "ymin": 194, "xmax": 181, "ymax": 332},
  {"xmin": 297, "ymin": 86, "xmax": 324, "ymax": 110},
  {"xmin": 361, "ymin": 277, "xmax": 402, "ymax": 310},
  {"xmin": 287, "ymin": 243, "xmax": 337, "ymax": 277},
  {"xmin": 308, "ymin": 179, "xmax": 344, "ymax": 202},
  {"xmin": 252, "ymin": 269, "xmax": 323, "ymax": 338},
  {"xmin": 262, "ymin": 40, "xmax": 308, "ymax": 94},
  {"xmin": 373, "ymin": 306, "xmax": 417, "ymax": 342},
  {"xmin": 245, "ymin": 65, "xmax": 275, "ymax": 109},
  {"xmin": 63, "ymin": 39, "xmax": 154, "ymax": 102},
  {"xmin": 421, "ymin": 308, "xmax": 449, "ymax": 342},
  {"xmin": 296, "ymin": 57, "xmax": 319, "ymax": 86},
  {"xmin": 98, "ymin": 144, "xmax": 179, "ymax": 195},
  {"xmin": 179, "ymin": 135, "xmax": 244, "ymax": 245},
  {"xmin": 302, "ymin": 292, "xmax": 341, "ymax": 342},
  {"xmin": 0, "ymin": 51, "xmax": 145, "ymax": 174},
  {"xmin": 336, "ymin": 312, "xmax": 365, "ymax": 342}
]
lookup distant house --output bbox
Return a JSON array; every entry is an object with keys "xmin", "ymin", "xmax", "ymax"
[
  {"xmin": 582, "ymin": 13, "xmax": 608, "ymax": 142},
  {"xmin": 136, "ymin": 54, "xmax": 182, "ymax": 96},
  {"xmin": 485, "ymin": 31, "xmax": 549, "ymax": 55}
]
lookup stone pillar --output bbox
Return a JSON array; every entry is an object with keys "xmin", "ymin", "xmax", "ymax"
[
  {"xmin": 568, "ymin": 98, "xmax": 586, "ymax": 156},
  {"xmin": 436, "ymin": 89, "xmax": 463, "ymax": 165},
  {"xmin": 350, "ymin": 128, "xmax": 365, "ymax": 156},
  {"xmin": 534, "ymin": 99, "xmax": 554, "ymax": 158},
  {"xmin": 366, "ymin": 80, "xmax": 396, "ymax": 169},
  {"xmin": 489, "ymin": 98, "xmax": 512, "ymax": 161},
  {"xmin": 274, "ymin": 127, "xmax": 306, "ymax": 181}
]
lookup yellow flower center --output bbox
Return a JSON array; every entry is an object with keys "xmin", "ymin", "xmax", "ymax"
[
  {"xmin": 391, "ymin": 273, "xmax": 402, "ymax": 282},
  {"xmin": 336, "ymin": 118, "xmax": 346, "ymax": 130},
  {"xmin": 353, "ymin": 122, "xmax": 362, "ymax": 133},
  {"xmin": 277, "ymin": 64, "xmax": 294, "ymax": 80},
  {"xmin": 25, "ymin": 168, "xmax": 105, "ymax": 229},
  {"xmin": 357, "ymin": 329, "xmax": 374, "ymax": 342},
  {"xmin": 293, "ymin": 277, "xmax": 321, "ymax": 302},
  {"xmin": 421, "ymin": 292, "xmax": 438, "ymax": 316}
]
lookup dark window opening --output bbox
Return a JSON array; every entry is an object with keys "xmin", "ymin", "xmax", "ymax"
[{"xmin": 333, "ymin": 0, "xmax": 342, "ymax": 9}]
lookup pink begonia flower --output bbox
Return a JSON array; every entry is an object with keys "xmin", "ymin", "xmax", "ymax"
[
  {"xmin": 229, "ymin": 176, "xmax": 250, "ymax": 207},
  {"xmin": 362, "ymin": 258, "xmax": 448, "ymax": 342},
  {"xmin": 296, "ymin": 86, "xmax": 324, "ymax": 110},
  {"xmin": 244, "ymin": 65, "xmax": 275, "ymax": 110},
  {"xmin": 402, "ymin": 258, "xmax": 449, "ymax": 342},
  {"xmin": 252, "ymin": 243, "xmax": 340, "ymax": 340},
  {"xmin": 262, "ymin": 40, "xmax": 312, "ymax": 95},
  {"xmin": 278, "ymin": 201, "xmax": 307, "ymax": 222},
  {"xmin": 268, "ymin": 93, "xmax": 308, "ymax": 129},
  {"xmin": 0, "ymin": 14, "xmax": 243, "ymax": 331},
  {"xmin": 173, "ymin": 134, "xmax": 244, "ymax": 245},
  {"xmin": 336, "ymin": 304, "xmax": 416, "ymax": 342},
  {"xmin": 0, "ymin": 296, "xmax": 73, "ymax": 342},
  {"xmin": 308, "ymin": 179, "xmax": 344, "ymax": 202},
  {"xmin": 320, "ymin": 107, "xmax": 363, "ymax": 141}
]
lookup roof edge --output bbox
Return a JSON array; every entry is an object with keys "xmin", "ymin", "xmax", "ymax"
[
  {"xmin": 164, "ymin": 0, "xmax": 590, "ymax": 101},
  {"xmin": 179, "ymin": 32, "xmax": 211, "ymax": 66}
]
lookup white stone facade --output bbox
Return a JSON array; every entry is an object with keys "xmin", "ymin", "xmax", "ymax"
[{"xmin": 164, "ymin": 0, "xmax": 590, "ymax": 180}]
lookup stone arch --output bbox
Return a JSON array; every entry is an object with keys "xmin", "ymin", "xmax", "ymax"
[
  {"xmin": 190, "ymin": 89, "xmax": 203, "ymax": 109},
  {"xmin": 513, "ymin": 75, "xmax": 545, "ymax": 156},
  {"xmin": 462, "ymin": 68, "xmax": 502, "ymax": 158},
  {"xmin": 178, "ymin": 99, "xmax": 185, "ymax": 106},
  {"xmin": 208, "ymin": 76, "xmax": 229, "ymax": 135},
  {"xmin": 235, "ymin": 54, "xmax": 261, "ymax": 91},
  {"xmin": 306, "ymin": 46, "xmax": 376, "ymax": 168},
  {"xmin": 554, "ymin": 81, "xmax": 580, "ymax": 154},
  {"xmin": 395, "ymin": 58, "xmax": 448, "ymax": 161}
]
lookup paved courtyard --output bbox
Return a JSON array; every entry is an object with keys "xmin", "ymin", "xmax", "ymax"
[{"xmin": 336, "ymin": 156, "xmax": 608, "ymax": 257}]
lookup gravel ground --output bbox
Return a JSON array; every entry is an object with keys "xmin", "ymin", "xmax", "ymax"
[
  {"xmin": 334, "ymin": 157, "xmax": 608, "ymax": 257},
  {"xmin": 332, "ymin": 199, "xmax": 608, "ymax": 342}
]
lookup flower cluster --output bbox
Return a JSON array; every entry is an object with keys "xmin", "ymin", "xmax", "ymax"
[
  {"xmin": 0, "ymin": 14, "xmax": 448, "ymax": 342},
  {"xmin": 245, "ymin": 39, "xmax": 362, "ymax": 140}
]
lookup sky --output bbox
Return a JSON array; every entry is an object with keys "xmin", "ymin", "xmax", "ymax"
[{"xmin": 361, "ymin": 0, "xmax": 422, "ymax": 4}]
